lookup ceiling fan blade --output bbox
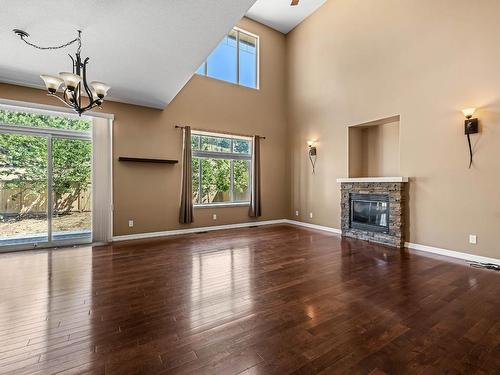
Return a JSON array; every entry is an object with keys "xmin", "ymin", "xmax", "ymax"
[{"xmin": 291, "ymin": 0, "xmax": 300, "ymax": 6}]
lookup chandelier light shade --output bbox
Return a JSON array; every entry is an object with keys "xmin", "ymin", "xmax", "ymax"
[
  {"xmin": 40, "ymin": 75, "xmax": 63, "ymax": 94},
  {"xmin": 13, "ymin": 29, "xmax": 110, "ymax": 116},
  {"xmin": 90, "ymin": 81, "xmax": 111, "ymax": 99},
  {"xmin": 58, "ymin": 72, "xmax": 82, "ymax": 91}
]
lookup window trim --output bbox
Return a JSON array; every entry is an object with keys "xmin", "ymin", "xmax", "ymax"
[
  {"xmin": 0, "ymin": 104, "xmax": 93, "ymax": 139},
  {"xmin": 196, "ymin": 27, "xmax": 260, "ymax": 90},
  {"xmin": 0, "ymin": 98, "xmax": 114, "ymax": 120},
  {"xmin": 194, "ymin": 202, "xmax": 250, "ymax": 209},
  {"xmin": 191, "ymin": 130, "xmax": 253, "ymax": 207}
]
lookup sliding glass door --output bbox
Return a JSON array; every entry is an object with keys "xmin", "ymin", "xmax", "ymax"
[
  {"xmin": 0, "ymin": 132, "xmax": 49, "ymax": 246},
  {"xmin": 0, "ymin": 107, "xmax": 92, "ymax": 251},
  {"xmin": 51, "ymin": 137, "xmax": 92, "ymax": 242}
]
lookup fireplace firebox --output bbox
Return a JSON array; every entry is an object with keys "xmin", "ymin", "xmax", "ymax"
[{"xmin": 350, "ymin": 193, "xmax": 389, "ymax": 233}]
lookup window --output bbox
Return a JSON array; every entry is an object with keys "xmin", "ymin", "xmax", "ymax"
[
  {"xmin": 191, "ymin": 131, "xmax": 252, "ymax": 206},
  {"xmin": 196, "ymin": 28, "xmax": 259, "ymax": 89}
]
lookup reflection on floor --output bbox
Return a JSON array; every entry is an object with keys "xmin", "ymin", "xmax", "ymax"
[{"xmin": 0, "ymin": 224, "xmax": 499, "ymax": 374}]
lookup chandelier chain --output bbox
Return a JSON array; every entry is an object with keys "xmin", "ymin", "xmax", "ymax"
[{"xmin": 19, "ymin": 31, "xmax": 82, "ymax": 54}]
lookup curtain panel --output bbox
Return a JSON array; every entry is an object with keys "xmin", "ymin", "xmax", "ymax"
[
  {"xmin": 92, "ymin": 117, "xmax": 113, "ymax": 243},
  {"xmin": 179, "ymin": 126, "xmax": 194, "ymax": 224},
  {"xmin": 249, "ymin": 135, "xmax": 262, "ymax": 217}
]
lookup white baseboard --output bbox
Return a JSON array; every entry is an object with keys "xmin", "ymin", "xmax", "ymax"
[
  {"xmin": 286, "ymin": 222, "xmax": 500, "ymax": 266},
  {"xmin": 405, "ymin": 242, "xmax": 500, "ymax": 266},
  {"xmin": 112, "ymin": 218, "xmax": 499, "ymax": 266},
  {"xmin": 112, "ymin": 218, "xmax": 341, "ymax": 242},
  {"xmin": 283, "ymin": 219, "xmax": 342, "ymax": 234},
  {"xmin": 112, "ymin": 219, "xmax": 288, "ymax": 242}
]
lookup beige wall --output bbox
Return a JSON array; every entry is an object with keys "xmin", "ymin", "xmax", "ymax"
[
  {"xmin": 3, "ymin": 3, "xmax": 500, "ymax": 260},
  {"xmin": 287, "ymin": 0, "xmax": 500, "ymax": 258},
  {"xmin": 0, "ymin": 17, "xmax": 289, "ymax": 236},
  {"xmin": 349, "ymin": 120, "xmax": 400, "ymax": 177}
]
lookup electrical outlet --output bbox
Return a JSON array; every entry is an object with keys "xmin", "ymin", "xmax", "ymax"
[
  {"xmin": 212, "ymin": 214, "xmax": 217, "ymax": 221},
  {"xmin": 469, "ymin": 234, "xmax": 477, "ymax": 245},
  {"xmin": 309, "ymin": 212, "xmax": 313, "ymax": 219},
  {"xmin": 295, "ymin": 210, "xmax": 299, "ymax": 216},
  {"xmin": 128, "ymin": 220, "xmax": 134, "ymax": 228}
]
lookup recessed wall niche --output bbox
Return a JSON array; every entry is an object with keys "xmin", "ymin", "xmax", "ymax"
[{"xmin": 348, "ymin": 115, "xmax": 400, "ymax": 177}]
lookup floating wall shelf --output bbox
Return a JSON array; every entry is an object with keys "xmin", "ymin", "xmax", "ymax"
[{"xmin": 118, "ymin": 157, "xmax": 178, "ymax": 164}]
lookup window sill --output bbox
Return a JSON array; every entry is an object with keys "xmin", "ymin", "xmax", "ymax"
[
  {"xmin": 194, "ymin": 202, "xmax": 250, "ymax": 209},
  {"xmin": 194, "ymin": 74, "xmax": 259, "ymax": 91}
]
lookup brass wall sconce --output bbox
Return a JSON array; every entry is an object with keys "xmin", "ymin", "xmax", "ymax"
[
  {"xmin": 307, "ymin": 141, "xmax": 317, "ymax": 174},
  {"xmin": 462, "ymin": 108, "xmax": 478, "ymax": 168}
]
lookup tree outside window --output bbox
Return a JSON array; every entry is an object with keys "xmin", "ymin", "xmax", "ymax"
[{"xmin": 191, "ymin": 133, "xmax": 251, "ymax": 206}]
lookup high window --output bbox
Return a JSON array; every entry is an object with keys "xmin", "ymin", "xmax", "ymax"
[
  {"xmin": 191, "ymin": 131, "xmax": 252, "ymax": 206},
  {"xmin": 196, "ymin": 28, "xmax": 259, "ymax": 89}
]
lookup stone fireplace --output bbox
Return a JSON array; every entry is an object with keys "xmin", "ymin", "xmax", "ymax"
[{"xmin": 337, "ymin": 177, "xmax": 408, "ymax": 248}]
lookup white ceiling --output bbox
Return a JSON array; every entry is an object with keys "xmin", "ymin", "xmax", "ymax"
[
  {"xmin": 246, "ymin": 0, "xmax": 327, "ymax": 34},
  {"xmin": 0, "ymin": 0, "xmax": 257, "ymax": 109}
]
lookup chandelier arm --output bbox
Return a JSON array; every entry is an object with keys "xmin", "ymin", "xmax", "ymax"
[
  {"xmin": 77, "ymin": 82, "xmax": 82, "ymax": 110},
  {"xmin": 76, "ymin": 92, "xmax": 96, "ymax": 113},
  {"xmin": 69, "ymin": 54, "xmax": 76, "ymax": 74},
  {"xmin": 63, "ymin": 88, "xmax": 78, "ymax": 111},
  {"xmin": 80, "ymin": 99, "xmax": 101, "ymax": 112},
  {"xmin": 82, "ymin": 58, "xmax": 94, "ymax": 103},
  {"xmin": 47, "ymin": 92, "xmax": 74, "ymax": 109}
]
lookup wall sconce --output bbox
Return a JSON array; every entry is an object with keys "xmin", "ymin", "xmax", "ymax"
[
  {"xmin": 307, "ymin": 141, "xmax": 317, "ymax": 174},
  {"xmin": 462, "ymin": 108, "xmax": 479, "ymax": 168}
]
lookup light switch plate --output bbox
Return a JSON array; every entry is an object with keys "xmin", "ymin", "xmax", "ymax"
[
  {"xmin": 469, "ymin": 234, "xmax": 477, "ymax": 245},
  {"xmin": 212, "ymin": 214, "xmax": 217, "ymax": 220}
]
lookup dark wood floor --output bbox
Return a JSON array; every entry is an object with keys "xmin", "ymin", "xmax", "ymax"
[{"xmin": 0, "ymin": 225, "xmax": 499, "ymax": 375}]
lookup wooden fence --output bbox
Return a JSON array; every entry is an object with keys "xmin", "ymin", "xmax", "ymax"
[{"xmin": 0, "ymin": 183, "xmax": 91, "ymax": 218}]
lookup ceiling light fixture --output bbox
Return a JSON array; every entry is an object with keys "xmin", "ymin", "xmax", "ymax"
[{"xmin": 13, "ymin": 29, "xmax": 110, "ymax": 116}]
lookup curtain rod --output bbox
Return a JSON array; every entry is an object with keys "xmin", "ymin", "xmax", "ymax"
[{"xmin": 175, "ymin": 125, "xmax": 266, "ymax": 139}]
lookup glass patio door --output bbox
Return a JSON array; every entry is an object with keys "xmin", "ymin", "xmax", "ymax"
[
  {"xmin": 0, "ymin": 132, "xmax": 49, "ymax": 246},
  {"xmin": 51, "ymin": 137, "xmax": 92, "ymax": 243},
  {"xmin": 0, "ymin": 122, "xmax": 92, "ymax": 251}
]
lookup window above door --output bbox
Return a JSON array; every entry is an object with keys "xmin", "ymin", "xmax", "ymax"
[{"xmin": 0, "ymin": 107, "xmax": 92, "ymax": 133}]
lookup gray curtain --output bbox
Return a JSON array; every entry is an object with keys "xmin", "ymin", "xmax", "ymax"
[
  {"xmin": 179, "ymin": 126, "xmax": 193, "ymax": 224},
  {"xmin": 249, "ymin": 135, "xmax": 262, "ymax": 217}
]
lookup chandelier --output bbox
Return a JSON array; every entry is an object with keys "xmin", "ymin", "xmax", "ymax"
[{"xmin": 13, "ymin": 29, "xmax": 110, "ymax": 116}]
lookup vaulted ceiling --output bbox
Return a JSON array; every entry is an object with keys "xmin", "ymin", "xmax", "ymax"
[
  {"xmin": 0, "ymin": 0, "xmax": 257, "ymax": 109},
  {"xmin": 0, "ymin": 0, "xmax": 327, "ymax": 110},
  {"xmin": 246, "ymin": 0, "xmax": 327, "ymax": 34}
]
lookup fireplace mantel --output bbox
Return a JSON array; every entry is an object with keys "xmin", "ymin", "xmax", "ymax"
[{"xmin": 336, "ymin": 177, "xmax": 409, "ymax": 183}]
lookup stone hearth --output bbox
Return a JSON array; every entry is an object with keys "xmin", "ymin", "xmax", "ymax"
[{"xmin": 338, "ymin": 178, "xmax": 408, "ymax": 248}]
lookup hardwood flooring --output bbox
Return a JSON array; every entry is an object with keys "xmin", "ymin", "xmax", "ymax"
[{"xmin": 0, "ymin": 224, "xmax": 499, "ymax": 374}]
